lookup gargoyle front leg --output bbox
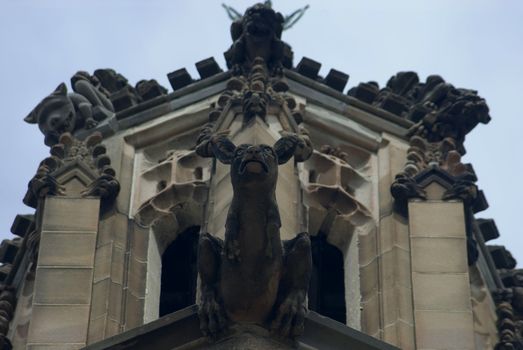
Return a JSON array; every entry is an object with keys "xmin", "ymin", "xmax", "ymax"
[
  {"xmin": 271, "ymin": 232, "xmax": 312, "ymax": 338},
  {"xmin": 224, "ymin": 212, "xmax": 241, "ymax": 262},
  {"xmin": 197, "ymin": 233, "xmax": 228, "ymax": 339}
]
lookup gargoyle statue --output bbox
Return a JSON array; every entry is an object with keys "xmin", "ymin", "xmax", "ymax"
[
  {"xmin": 196, "ymin": 131, "xmax": 312, "ymax": 340},
  {"xmin": 25, "ymin": 76, "xmax": 114, "ymax": 146},
  {"xmin": 224, "ymin": 2, "xmax": 292, "ymax": 73}
]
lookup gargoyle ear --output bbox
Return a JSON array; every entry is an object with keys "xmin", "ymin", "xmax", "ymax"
[
  {"xmin": 211, "ymin": 136, "xmax": 236, "ymax": 164},
  {"xmin": 274, "ymin": 134, "xmax": 301, "ymax": 165},
  {"xmin": 24, "ymin": 110, "xmax": 37, "ymax": 124}
]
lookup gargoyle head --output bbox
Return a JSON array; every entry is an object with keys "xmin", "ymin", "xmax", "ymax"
[
  {"xmin": 211, "ymin": 133, "xmax": 309, "ymax": 190},
  {"xmin": 232, "ymin": 3, "xmax": 284, "ymax": 44},
  {"xmin": 25, "ymin": 83, "xmax": 77, "ymax": 146}
]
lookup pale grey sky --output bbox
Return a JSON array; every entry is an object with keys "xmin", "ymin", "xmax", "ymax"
[{"xmin": 1, "ymin": 0, "xmax": 521, "ymax": 264}]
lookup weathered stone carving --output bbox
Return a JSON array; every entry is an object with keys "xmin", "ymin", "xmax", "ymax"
[
  {"xmin": 319, "ymin": 145, "xmax": 350, "ymax": 164},
  {"xmin": 210, "ymin": 57, "xmax": 302, "ymax": 127},
  {"xmin": 23, "ymin": 132, "xmax": 119, "ymax": 209},
  {"xmin": 0, "ymin": 286, "xmax": 15, "ymax": 350},
  {"xmin": 195, "ymin": 130, "xmax": 313, "ymax": 339},
  {"xmin": 135, "ymin": 79, "xmax": 168, "ymax": 101},
  {"xmin": 93, "ymin": 69, "xmax": 142, "ymax": 112},
  {"xmin": 224, "ymin": 3, "xmax": 293, "ymax": 74},
  {"xmin": 493, "ymin": 260, "xmax": 523, "ymax": 349},
  {"xmin": 391, "ymin": 136, "xmax": 480, "ymax": 264},
  {"xmin": 24, "ymin": 81, "xmax": 114, "ymax": 146},
  {"xmin": 349, "ymin": 72, "xmax": 491, "ymax": 152}
]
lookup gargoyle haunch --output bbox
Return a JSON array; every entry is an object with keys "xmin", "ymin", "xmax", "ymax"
[{"xmin": 195, "ymin": 130, "xmax": 313, "ymax": 339}]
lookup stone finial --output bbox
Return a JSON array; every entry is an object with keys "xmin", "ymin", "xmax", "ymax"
[{"xmin": 224, "ymin": 3, "xmax": 293, "ymax": 74}]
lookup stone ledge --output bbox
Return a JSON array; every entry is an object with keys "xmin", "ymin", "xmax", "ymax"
[{"xmin": 82, "ymin": 305, "xmax": 399, "ymax": 350}]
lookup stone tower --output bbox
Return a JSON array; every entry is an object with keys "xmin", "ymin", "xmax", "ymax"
[{"xmin": 0, "ymin": 3, "xmax": 519, "ymax": 350}]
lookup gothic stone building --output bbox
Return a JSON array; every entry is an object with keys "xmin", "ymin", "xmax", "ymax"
[{"xmin": 0, "ymin": 3, "xmax": 519, "ymax": 350}]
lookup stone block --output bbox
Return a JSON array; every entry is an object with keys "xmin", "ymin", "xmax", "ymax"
[
  {"xmin": 128, "ymin": 257, "xmax": 147, "ymax": 297},
  {"xmin": 10, "ymin": 213, "xmax": 35, "ymax": 237},
  {"xmin": 90, "ymin": 278, "xmax": 110, "ymax": 319},
  {"xmin": 360, "ymin": 292, "xmax": 380, "ymax": 336},
  {"xmin": 382, "ymin": 285, "xmax": 414, "ymax": 325},
  {"xmin": 42, "ymin": 197, "xmax": 100, "ymax": 232},
  {"xmin": 195, "ymin": 57, "xmax": 223, "ymax": 79},
  {"xmin": 28, "ymin": 305, "xmax": 90, "ymax": 343},
  {"xmin": 108, "ymin": 281, "xmax": 124, "ymax": 321},
  {"xmin": 105, "ymin": 317, "xmax": 121, "ymax": 338},
  {"xmin": 358, "ymin": 229, "xmax": 378, "ymax": 266},
  {"xmin": 167, "ymin": 68, "xmax": 193, "ymax": 90},
  {"xmin": 130, "ymin": 223, "xmax": 150, "ymax": 261},
  {"xmin": 397, "ymin": 320, "xmax": 415, "ymax": 350},
  {"xmin": 98, "ymin": 213, "xmax": 128, "ymax": 248},
  {"xmin": 27, "ymin": 344, "xmax": 85, "ymax": 350},
  {"xmin": 34, "ymin": 268, "xmax": 93, "ymax": 305},
  {"xmin": 296, "ymin": 57, "xmax": 321, "ymax": 79},
  {"xmin": 408, "ymin": 201, "xmax": 465, "ymax": 238},
  {"xmin": 324, "ymin": 69, "xmax": 349, "ymax": 92},
  {"xmin": 392, "ymin": 214, "xmax": 410, "ymax": 251},
  {"xmin": 93, "ymin": 243, "xmax": 112, "ymax": 283},
  {"xmin": 125, "ymin": 291, "xmax": 145, "ymax": 330},
  {"xmin": 39, "ymin": 232, "xmax": 96, "ymax": 267},
  {"xmin": 87, "ymin": 315, "xmax": 106, "ymax": 344},
  {"xmin": 412, "ymin": 272, "xmax": 471, "ymax": 312},
  {"xmin": 379, "ymin": 215, "xmax": 394, "ymax": 253},
  {"xmin": 383, "ymin": 323, "xmax": 398, "ymax": 346},
  {"xmin": 415, "ymin": 310, "xmax": 474, "ymax": 349},
  {"xmin": 411, "ymin": 237, "xmax": 468, "ymax": 273},
  {"xmin": 359, "ymin": 259, "xmax": 379, "ymax": 297},
  {"xmin": 111, "ymin": 245, "xmax": 126, "ymax": 285},
  {"xmin": 476, "ymin": 218, "xmax": 499, "ymax": 242}
]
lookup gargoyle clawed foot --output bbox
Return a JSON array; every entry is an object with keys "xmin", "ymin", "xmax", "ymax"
[
  {"xmin": 270, "ymin": 290, "xmax": 307, "ymax": 338},
  {"xmin": 198, "ymin": 290, "xmax": 228, "ymax": 340},
  {"xmin": 225, "ymin": 239, "xmax": 241, "ymax": 262}
]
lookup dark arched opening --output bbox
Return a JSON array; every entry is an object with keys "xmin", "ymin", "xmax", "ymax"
[
  {"xmin": 308, "ymin": 233, "xmax": 346, "ymax": 324},
  {"xmin": 159, "ymin": 226, "xmax": 199, "ymax": 317}
]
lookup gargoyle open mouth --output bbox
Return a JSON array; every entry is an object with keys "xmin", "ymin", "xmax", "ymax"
[{"xmin": 239, "ymin": 159, "xmax": 268, "ymax": 174}]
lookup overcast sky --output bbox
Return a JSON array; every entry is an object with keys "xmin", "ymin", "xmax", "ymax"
[{"xmin": 0, "ymin": 0, "xmax": 521, "ymax": 265}]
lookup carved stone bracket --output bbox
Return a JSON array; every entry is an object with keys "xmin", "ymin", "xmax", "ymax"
[{"xmin": 23, "ymin": 132, "xmax": 120, "ymax": 209}]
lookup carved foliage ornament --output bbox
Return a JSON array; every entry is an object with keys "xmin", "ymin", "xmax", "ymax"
[{"xmin": 24, "ymin": 132, "xmax": 120, "ymax": 209}]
